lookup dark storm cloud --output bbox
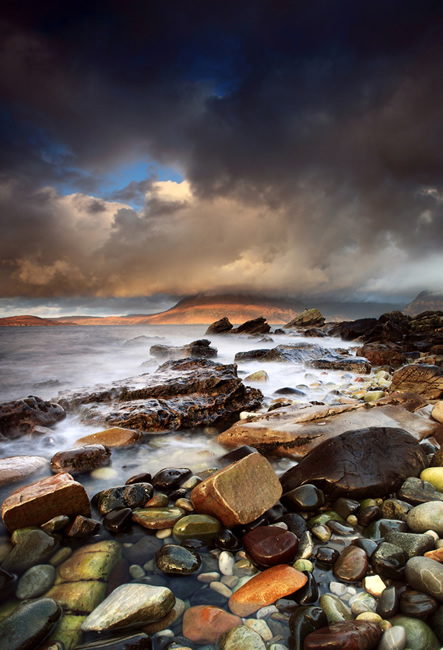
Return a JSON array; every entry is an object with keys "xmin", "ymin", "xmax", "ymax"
[{"xmin": 0, "ymin": 0, "xmax": 443, "ymax": 301}]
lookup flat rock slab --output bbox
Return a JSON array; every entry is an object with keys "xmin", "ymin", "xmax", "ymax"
[
  {"xmin": 0, "ymin": 455, "xmax": 48, "ymax": 486},
  {"xmin": 57, "ymin": 358, "xmax": 262, "ymax": 432},
  {"xmin": 217, "ymin": 404, "xmax": 436, "ymax": 458},
  {"xmin": 74, "ymin": 427, "xmax": 143, "ymax": 448},
  {"xmin": 390, "ymin": 364, "xmax": 443, "ymax": 399},
  {"xmin": 1, "ymin": 472, "xmax": 91, "ymax": 532},
  {"xmin": 0, "ymin": 396, "xmax": 66, "ymax": 439},
  {"xmin": 150, "ymin": 339, "xmax": 217, "ymax": 360},
  {"xmin": 191, "ymin": 452, "xmax": 282, "ymax": 527},
  {"xmin": 280, "ymin": 427, "xmax": 429, "ymax": 499}
]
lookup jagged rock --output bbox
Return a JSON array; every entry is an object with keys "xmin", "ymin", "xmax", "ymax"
[
  {"xmin": 309, "ymin": 357, "xmax": 371, "ymax": 374},
  {"xmin": 205, "ymin": 317, "xmax": 234, "ymax": 335},
  {"xmin": 0, "ymin": 396, "xmax": 66, "ymax": 439},
  {"xmin": 280, "ymin": 427, "xmax": 429, "ymax": 499},
  {"xmin": 218, "ymin": 403, "xmax": 436, "ymax": 458},
  {"xmin": 56, "ymin": 358, "xmax": 262, "ymax": 432},
  {"xmin": 285, "ymin": 308, "xmax": 325, "ymax": 328},
  {"xmin": 0, "ymin": 456, "xmax": 48, "ymax": 486},
  {"xmin": 231, "ymin": 317, "xmax": 271, "ymax": 335},
  {"xmin": 328, "ymin": 318, "xmax": 378, "ymax": 341},
  {"xmin": 50, "ymin": 445, "xmax": 111, "ymax": 475},
  {"xmin": 235, "ymin": 342, "xmax": 340, "ymax": 364},
  {"xmin": 390, "ymin": 364, "xmax": 443, "ymax": 399},
  {"xmin": 150, "ymin": 338, "xmax": 217, "ymax": 360},
  {"xmin": 356, "ymin": 343, "xmax": 407, "ymax": 368},
  {"xmin": 1, "ymin": 472, "xmax": 91, "ymax": 532},
  {"xmin": 191, "ymin": 452, "xmax": 282, "ymax": 526}
]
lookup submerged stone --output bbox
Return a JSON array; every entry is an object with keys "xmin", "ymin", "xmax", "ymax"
[{"xmin": 0, "ymin": 597, "xmax": 61, "ymax": 650}]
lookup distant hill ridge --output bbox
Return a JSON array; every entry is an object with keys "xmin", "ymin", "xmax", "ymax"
[{"xmin": 403, "ymin": 290, "xmax": 443, "ymax": 316}]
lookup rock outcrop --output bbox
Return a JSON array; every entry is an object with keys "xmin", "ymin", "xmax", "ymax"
[
  {"xmin": 390, "ymin": 364, "xmax": 443, "ymax": 399},
  {"xmin": 150, "ymin": 338, "xmax": 217, "ymax": 360},
  {"xmin": 0, "ymin": 396, "xmax": 66, "ymax": 439},
  {"xmin": 284, "ymin": 308, "xmax": 325, "ymax": 328},
  {"xmin": 56, "ymin": 358, "xmax": 262, "ymax": 431}
]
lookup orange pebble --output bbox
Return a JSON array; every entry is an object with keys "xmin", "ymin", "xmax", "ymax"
[{"xmin": 182, "ymin": 605, "xmax": 242, "ymax": 644}]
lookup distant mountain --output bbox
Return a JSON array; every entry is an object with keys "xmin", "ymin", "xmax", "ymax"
[
  {"xmin": 403, "ymin": 290, "xmax": 443, "ymax": 316},
  {"xmin": 136, "ymin": 294, "xmax": 306, "ymax": 324},
  {"xmin": 0, "ymin": 315, "xmax": 66, "ymax": 327}
]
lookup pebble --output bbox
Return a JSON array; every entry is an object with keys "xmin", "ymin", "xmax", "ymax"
[
  {"xmin": 215, "ymin": 624, "xmax": 267, "ymax": 649},
  {"xmin": 243, "ymin": 526, "xmax": 298, "ymax": 567},
  {"xmin": 198, "ymin": 571, "xmax": 221, "ymax": 583},
  {"xmin": 182, "ymin": 605, "xmax": 242, "ymax": 644},
  {"xmin": 173, "ymin": 513, "xmax": 222, "ymax": 542},
  {"xmin": 405, "ymin": 556, "xmax": 443, "ymax": 601},
  {"xmin": 16, "ymin": 563, "xmax": 56, "ymax": 599},
  {"xmin": 333, "ymin": 545, "xmax": 368, "ymax": 582},
  {"xmin": 319, "ymin": 593, "xmax": 353, "ymax": 624},
  {"xmin": 245, "ymin": 618, "xmax": 273, "ymax": 641},
  {"xmin": 132, "ymin": 506, "xmax": 185, "ymax": 530},
  {"xmin": 391, "ymin": 615, "xmax": 441, "ymax": 649},
  {"xmin": 304, "ymin": 620, "xmax": 382, "ymax": 650},
  {"xmin": 378, "ymin": 625, "xmax": 407, "ymax": 650},
  {"xmin": 349, "ymin": 591, "xmax": 377, "ymax": 615},
  {"xmin": 0, "ymin": 597, "xmax": 61, "ymax": 650},
  {"xmin": 363, "ymin": 574, "xmax": 386, "ymax": 597},
  {"xmin": 210, "ymin": 581, "xmax": 233, "ymax": 598},
  {"xmin": 156, "ymin": 544, "xmax": 202, "ymax": 575},
  {"xmin": 219, "ymin": 551, "xmax": 235, "ymax": 575}
]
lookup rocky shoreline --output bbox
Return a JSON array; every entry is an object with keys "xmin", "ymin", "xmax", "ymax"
[{"xmin": 0, "ymin": 310, "xmax": 443, "ymax": 649}]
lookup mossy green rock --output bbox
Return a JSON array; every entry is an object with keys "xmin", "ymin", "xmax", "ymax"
[
  {"xmin": 45, "ymin": 614, "xmax": 87, "ymax": 650},
  {"xmin": 2, "ymin": 529, "xmax": 57, "ymax": 574},
  {"xmin": 46, "ymin": 580, "xmax": 107, "ymax": 614},
  {"xmin": 132, "ymin": 506, "xmax": 185, "ymax": 530},
  {"xmin": 54, "ymin": 540, "xmax": 121, "ymax": 583},
  {"xmin": 420, "ymin": 467, "xmax": 443, "ymax": 493},
  {"xmin": 173, "ymin": 514, "xmax": 222, "ymax": 541},
  {"xmin": 319, "ymin": 593, "xmax": 353, "ymax": 624},
  {"xmin": 392, "ymin": 615, "xmax": 440, "ymax": 649},
  {"xmin": 308, "ymin": 511, "xmax": 345, "ymax": 528}
]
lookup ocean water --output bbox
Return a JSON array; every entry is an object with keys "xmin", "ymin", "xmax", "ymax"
[{"xmin": 0, "ymin": 324, "xmax": 356, "ymax": 498}]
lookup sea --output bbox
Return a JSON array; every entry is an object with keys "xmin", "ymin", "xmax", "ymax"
[{"xmin": 0, "ymin": 324, "xmax": 355, "ymax": 500}]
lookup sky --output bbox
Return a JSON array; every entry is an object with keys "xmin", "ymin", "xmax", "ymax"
[{"xmin": 0, "ymin": 0, "xmax": 442, "ymax": 316}]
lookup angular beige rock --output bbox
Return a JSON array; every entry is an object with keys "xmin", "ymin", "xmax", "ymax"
[
  {"xmin": 432, "ymin": 402, "xmax": 443, "ymax": 424},
  {"xmin": 390, "ymin": 364, "xmax": 443, "ymax": 400},
  {"xmin": 217, "ymin": 403, "xmax": 438, "ymax": 458},
  {"xmin": 190, "ymin": 452, "xmax": 282, "ymax": 526},
  {"xmin": 0, "ymin": 456, "xmax": 48, "ymax": 486},
  {"xmin": 1, "ymin": 472, "xmax": 91, "ymax": 532},
  {"xmin": 74, "ymin": 427, "xmax": 142, "ymax": 448}
]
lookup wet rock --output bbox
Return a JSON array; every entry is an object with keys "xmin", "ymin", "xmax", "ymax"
[
  {"xmin": 173, "ymin": 514, "xmax": 222, "ymax": 542},
  {"xmin": 398, "ymin": 476, "xmax": 443, "ymax": 505},
  {"xmin": 75, "ymin": 427, "xmax": 143, "ymax": 448},
  {"xmin": 328, "ymin": 318, "xmax": 378, "ymax": 341},
  {"xmin": 1, "ymin": 472, "xmax": 91, "ymax": 532},
  {"xmin": 103, "ymin": 507, "xmax": 133, "ymax": 533},
  {"xmin": 205, "ymin": 317, "xmax": 234, "ymax": 335},
  {"xmin": 303, "ymin": 620, "xmax": 382, "ymax": 649},
  {"xmin": 150, "ymin": 338, "xmax": 217, "ymax": 360},
  {"xmin": 81, "ymin": 583, "xmax": 175, "ymax": 632},
  {"xmin": 432, "ymin": 401, "xmax": 443, "ymax": 424},
  {"xmin": 320, "ymin": 593, "xmax": 353, "ymax": 623},
  {"xmin": 390, "ymin": 364, "xmax": 443, "ymax": 399},
  {"xmin": 381, "ymin": 498, "xmax": 412, "ymax": 520},
  {"xmin": 282, "ymin": 484, "xmax": 325, "ymax": 511},
  {"xmin": 0, "ymin": 396, "xmax": 66, "ymax": 439},
  {"xmin": 333, "ymin": 545, "xmax": 368, "ymax": 582},
  {"xmin": 156, "ymin": 544, "xmax": 201, "ymax": 575},
  {"xmin": 289, "ymin": 606, "xmax": 328, "ymax": 650},
  {"xmin": 309, "ymin": 357, "xmax": 371, "ymax": 374},
  {"xmin": 92, "ymin": 483, "xmax": 153, "ymax": 515},
  {"xmin": 372, "ymin": 542, "xmax": 406, "ymax": 580},
  {"xmin": 66, "ymin": 515, "xmax": 101, "ymax": 538},
  {"xmin": 399, "ymin": 589, "xmax": 438, "ymax": 619},
  {"xmin": 123, "ymin": 536, "xmax": 163, "ymax": 564},
  {"xmin": 16, "ymin": 563, "xmax": 56, "ymax": 599},
  {"xmin": 405, "ymin": 556, "xmax": 443, "ymax": 601},
  {"xmin": 0, "ymin": 597, "xmax": 61, "ymax": 650},
  {"xmin": 0, "ymin": 455, "xmax": 48, "ymax": 486},
  {"xmin": 190, "ymin": 452, "xmax": 282, "ymax": 527},
  {"xmin": 235, "ymin": 342, "xmax": 338, "ymax": 364},
  {"xmin": 420, "ymin": 466, "xmax": 443, "ymax": 491},
  {"xmin": 152, "ymin": 467, "xmax": 192, "ymax": 491},
  {"xmin": 285, "ymin": 309, "xmax": 325, "ymax": 328},
  {"xmin": 391, "ymin": 615, "xmax": 441, "ymax": 649},
  {"xmin": 376, "ymin": 585, "xmax": 399, "ymax": 619},
  {"xmin": 126, "ymin": 472, "xmax": 152, "ymax": 485},
  {"xmin": 59, "ymin": 358, "xmax": 262, "ymax": 432},
  {"xmin": 228, "ymin": 564, "xmax": 307, "ymax": 617},
  {"xmin": 244, "ymin": 370, "xmax": 269, "ymax": 382},
  {"xmin": 243, "ymin": 525, "xmax": 298, "ymax": 567},
  {"xmin": 182, "ymin": 605, "xmax": 242, "ymax": 644},
  {"xmin": 377, "ymin": 625, "xmax": 406, "ymax": 650},
  {"xmin": 2, "ymin": 528, "xmax": 58, "ymax": 574},
  {"xmin": 215, "ymin": 624, "xmax": 266, "ymax": 649},
  {"xmin": 356, "ymin": 343, "xmax": 407, "ymax": 368},
  {"xmin": 50, "ymin": 445, "xmax": 111, "ymax": 475},
  {"xmin": 280, "ymin": 427, "xmax": 428, "ymax": 499},
  {"xmin": 132, "ymin": 506, "xmax": 185, "ymax": 530}
]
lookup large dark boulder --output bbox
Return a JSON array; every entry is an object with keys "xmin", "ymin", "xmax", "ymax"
[
  {"xmin": 232, "ymin": 317, "xmax": 271, "ymax": 335},
  {"xmin": 328, "ymin": 318, "xmax": 378, "ymax": 341},
  {"xmin": 150, "ymin": 339, "xmax": 217, "ymax": 360},
  {"xmin": 56, "ymin": 358, "xmax": 263, "ymax": 432},
  {"xmin": 280, "ymin": 427, "xmax": 429, "ymax": 499},
  {"xmin": 0, "ymin": 396, "xmax": 66, "ymax": 439}
]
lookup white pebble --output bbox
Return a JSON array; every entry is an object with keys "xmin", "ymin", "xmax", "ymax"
[
  {"xmin": 329, "ymin": 581, "xmax": 347, "ymax": 596},
  {"xmin": 210, "ymin": 581, "xmax": 232, "ymax": 597},
  {"xmin": 256, "ymin": 605, "xmax": 279, "ymax": 619},
  {"xmin": 363, "ymin": 575, "xmax": 386, "ymax": 597},
  {"xmin": 219, "ymin": 550, "xmax": 235, "ymax": 575},
  {"xmin": 424, "ymin": 529, "xmax": 440, "ymax": 542},
  {"xmin": 269, "ymin": 522, "xmax": 288, "ymax": 530},
  {"xmin": 245, "ymin": 618, "xmax": 273, "ymax": 641}
]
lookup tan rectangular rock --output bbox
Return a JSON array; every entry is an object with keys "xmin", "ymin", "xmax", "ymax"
[
  {"xmin": 1, "ymin": 472, "xmax": 91, "ymax": 532},
  {"xmin": 190, "ymin": 452, "xmax": 282, "ymax": 527}
]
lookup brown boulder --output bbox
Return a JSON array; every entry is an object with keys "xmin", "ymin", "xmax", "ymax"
[
  {"xmin": 231, "ymin": 317, "xmax": 271, "ymax": 335},
  {"xmin": 190, "ymin": 452, "xmax": 282, "ymax": 526},
  {"xmin": 1, "ymin": 473, "xmax": 91, "ymax": 532},
  {"xmin": 0, "ymin": 396, "xmax": 65, "ymax": 439},
  {"xmin": 205, "ymin": 317, "xmax": 234, "ymax": 335},
  {"xmin": 390, "ymin": 364, "xmax": 443, "ymax": 399},
  {"xmin": 356, "ymin": 343, "xmax": 407, "ymax": 368},
  {"xmin": 74, "ymin": 427, "xmax": 142, "ymax": 448},
  {"xmin": 280, "ymin": 427, "xmax": 429, "ymax": 499},
  {"xmin": 0, "ymin": 456, "xmax": 48, "ymax": 487},
  {"xmin": 50, "ymin": 445, "xmax": 111, "ymax": 474}
]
